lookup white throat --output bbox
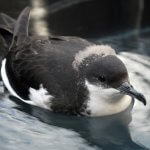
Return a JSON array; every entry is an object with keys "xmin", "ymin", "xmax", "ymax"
[{"xmin": 85, "ymin": 80, "xmax": 132, "ymax": 116}]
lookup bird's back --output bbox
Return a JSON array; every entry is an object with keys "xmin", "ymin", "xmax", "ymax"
[{"xmin": 4, "ymin": 34, "xmax": 92, "ymax": 113}]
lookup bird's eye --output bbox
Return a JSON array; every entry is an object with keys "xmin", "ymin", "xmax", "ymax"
[{"xmin": 98, "ymin": 76, "xmax": 106, "ymax": 82}]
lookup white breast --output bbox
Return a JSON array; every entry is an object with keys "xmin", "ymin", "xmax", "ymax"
[{"xmin": 85, "ymin": 80, "xmax": 132, "ymax": 117}]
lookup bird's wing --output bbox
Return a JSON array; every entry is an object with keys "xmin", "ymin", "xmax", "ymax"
[
  {"xmin": 0, "ymin": 12, "xmax": 15, "ymax": 78},
  {"xmin": 9, "ymin": 7, "xmax": 30, "ymax": 50},
  {"xmin": 7, "ymin": 46, "xmax": 64, "ymax": 100},
  {"xmin": 2, "ymin": 7, "xmax": 92, "ymax": 111}
]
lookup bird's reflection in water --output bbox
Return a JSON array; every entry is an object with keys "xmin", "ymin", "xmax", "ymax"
[{"xmin": 10, "ymin": 96, "xmax": 148, "ymax": 150}]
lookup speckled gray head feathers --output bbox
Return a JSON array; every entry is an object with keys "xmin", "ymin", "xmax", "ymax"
[
  {"xmin": 72, "ymin": 45, "xmax": 116, "ymax": 71},
  {"xmin": 73, "ymin": 45, "xmax": 128, "ymax": 89}
]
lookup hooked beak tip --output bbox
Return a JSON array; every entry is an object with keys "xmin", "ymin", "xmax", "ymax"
[
  {"xmin": 138, "ymin": 94, "xmax": 146, "ymax": 106},
  {"xmin": 119, "ymin": 82, "xmax": 147, "ymax": 106}
]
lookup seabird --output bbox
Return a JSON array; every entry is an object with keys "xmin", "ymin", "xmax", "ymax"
[{"xmin": 0, "ymin": 7, "xmax": 146, "ymax": 116}]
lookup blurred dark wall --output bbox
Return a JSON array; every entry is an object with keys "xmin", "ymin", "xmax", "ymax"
[
  {"xmin": 142, "ymin": 0, "xmax": 150, "ymax": 27},
  {"xmin": 46, "ymin": 0, "xmax": 145, "ymax": 37},
  {"xmin": 0, "ymin": 0, "xmax": 30, "ymax": 17},
  {"xmin": 0, "ymin": 0, "xmax": 150, "ymax": 37}
]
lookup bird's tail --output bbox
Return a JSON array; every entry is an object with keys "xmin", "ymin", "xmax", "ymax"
[{"xmin": 9, "ymin": 7, "xmax": 30, "ymax": 50}]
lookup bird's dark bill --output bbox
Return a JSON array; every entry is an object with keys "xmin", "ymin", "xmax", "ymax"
[{"xmin": 118, "ymin": 82, "xmax": 146, "ymax": 106}]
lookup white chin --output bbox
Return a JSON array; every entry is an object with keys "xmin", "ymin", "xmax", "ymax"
[{"xmin": 84, "ymin": 80, "xmax": 132, "ymax": 117}]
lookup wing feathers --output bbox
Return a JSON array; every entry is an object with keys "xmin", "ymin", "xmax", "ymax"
[{"xmin": 10, "ymin": 7, "xmax": 30, "ymax": 49}]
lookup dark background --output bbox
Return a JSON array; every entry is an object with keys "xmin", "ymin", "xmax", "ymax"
[{"xmin": 0, "ymin": 0, "xmax": 150, "ymax": 38}]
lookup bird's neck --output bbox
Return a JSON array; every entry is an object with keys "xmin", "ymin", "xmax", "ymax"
[{"xmin": 84, "ymin": 80, "xmax": 132, "ymax": 116}]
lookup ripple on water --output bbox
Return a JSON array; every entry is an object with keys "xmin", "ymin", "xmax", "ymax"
[
  {"xmin": 0, "ymin": 98, "xmax": 98, "ymax": 150},
  {"xmin": 119, "ymin": 51, "xmax": 150, "ymax": 149},
  {"xmin": 0, "ymin": 30, "xmax": 150, "ymax": 150}
]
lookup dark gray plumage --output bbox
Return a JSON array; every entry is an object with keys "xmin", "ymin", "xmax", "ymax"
[{"xmin": 0, "ymin": 7, "xmax": 146, "ymax": 116}]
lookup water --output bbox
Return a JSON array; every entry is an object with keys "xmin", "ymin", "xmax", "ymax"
[
  {"xmin": 0, "ymin": 30, "xmax": 149, "ymax": 150},
  {"xmin": 0, "ymin": 2, "xmax": 150, "ymax": 150}
]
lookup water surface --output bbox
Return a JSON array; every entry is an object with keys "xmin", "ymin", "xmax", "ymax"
[
  {"xmin": 0, "ymin": 1, "xmax": 150, "ymax": 149},
  {"xmin": 0, "ymin": 30, "xmax": 150, "ymax": 150}
]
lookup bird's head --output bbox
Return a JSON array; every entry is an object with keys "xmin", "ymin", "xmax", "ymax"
[{"xmin": 74, "ymin": 45, "xmax": 146, "ymax": 106}]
